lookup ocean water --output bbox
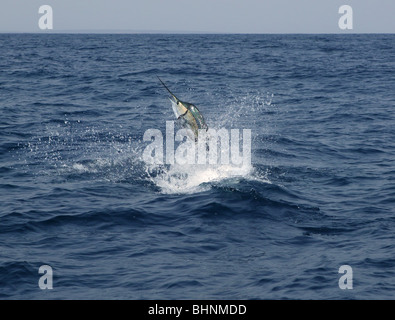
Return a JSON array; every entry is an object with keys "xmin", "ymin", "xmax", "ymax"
[{"xmin": 0, "ymin": 34, "xmax": 394, "ymax": 300}]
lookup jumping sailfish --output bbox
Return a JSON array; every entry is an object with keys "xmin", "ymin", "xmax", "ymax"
[{"xmin": 157, "ymin": 76, "xmax": 208, "ymax": 141}]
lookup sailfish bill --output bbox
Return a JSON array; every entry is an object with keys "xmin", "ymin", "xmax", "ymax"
[{"xmin": 157, "ymin": 76, "xmax": 208, "ymax": 141}]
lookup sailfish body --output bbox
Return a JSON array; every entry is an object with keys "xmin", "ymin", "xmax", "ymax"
[{"xmin": 157, "ymin": 77, "xmax": 208, "ymax": 140}]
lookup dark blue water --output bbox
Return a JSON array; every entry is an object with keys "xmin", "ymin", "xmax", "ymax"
[{"xmin": 1, "ymin": 34, "xmax": 394, "ymax": 299}]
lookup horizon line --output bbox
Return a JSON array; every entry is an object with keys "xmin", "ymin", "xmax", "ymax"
[{"xmin": 1, "ymin": 29, "xmax": 394, "ymax": 35}]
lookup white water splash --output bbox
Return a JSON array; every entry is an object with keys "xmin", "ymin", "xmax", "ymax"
[
  {"xmin": 147, "ymin": 163, "xmax": 254, "ymax": 194},
  {"xmin": 144, "ymin": 89, "xmax": 275, "ymax": 194}
]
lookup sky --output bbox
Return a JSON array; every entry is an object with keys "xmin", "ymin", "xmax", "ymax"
[{"xmin": 0, "ymin": 0, "xmax": 394, "ymax": 33}]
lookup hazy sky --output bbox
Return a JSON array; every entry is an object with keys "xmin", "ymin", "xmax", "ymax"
[{"xmin": 0, "ymin": 0, "xmax": 394, "ymax": 33}]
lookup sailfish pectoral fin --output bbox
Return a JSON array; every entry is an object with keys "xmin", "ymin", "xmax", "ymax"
[{"xmin": 177, "ymin": 109, "xmax": 188, "ymax": 120}]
